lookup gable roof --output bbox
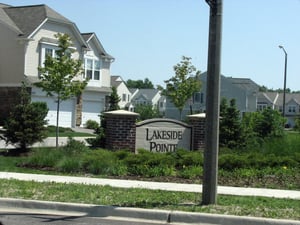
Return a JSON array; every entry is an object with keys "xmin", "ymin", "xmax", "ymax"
[
  {"xmin": 227, "ymin": 77, "xmax": 260, "ymax": 92},
  {"xmin": 2, "ymin": 4, "xmax": 71, "ymax": 37},
  {"xmin": 111, "ymin": 75, "xmax": 123, "ymax": 88},
  {"xmin": 131, "ymin": 89, "xmax": 160, "ymax": 102},
  {"xmin": 81, "ymin": 32, "xmax": 114, "ymax": 60},
  {"xmin": 275, "ymin": 93, "xmax": 300, "ymax": 106},
  {"xmin": 0, "ymin": 3, "xmax": 87, "ymax": 47},
  {"xmin": 257, "ymin": 92, "xmax": 278, "ymax": 104}
]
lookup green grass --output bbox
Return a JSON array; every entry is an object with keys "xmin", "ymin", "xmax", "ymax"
[
  {"xmin": 46, "ymin": 126, "xmax": 95, "ymax": 137},
  {"xmin": 0, "ymin": 179, "xmax": 299, "ymax": 220}
]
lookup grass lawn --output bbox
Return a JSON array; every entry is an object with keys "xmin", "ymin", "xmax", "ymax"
[
  {"xmin": 0, "ymin": 131, "xmax": 299, "ymax": 221},
  {"xmin": 46, "ymin": 126, "xmax": 95, "ymax": 137},
  {"xmin": 0, "ymin": 178, "xmax": 299, "ymax": 220}
]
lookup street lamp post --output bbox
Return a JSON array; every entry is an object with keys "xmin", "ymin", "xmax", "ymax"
[
  {"xmin": 279, "ymin": 45, "xmax": 287, "ymax": 118},
  {"xmin": 202, "ymin": 0, "xmax": 222, "ymax": 205}
]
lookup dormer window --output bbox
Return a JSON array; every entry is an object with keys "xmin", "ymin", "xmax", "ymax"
[{"xmin": 84, "ymin": 58, "xmax": 100, "ymax": 80}]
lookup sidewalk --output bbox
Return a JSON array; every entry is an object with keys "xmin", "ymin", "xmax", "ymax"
[
  {"xmin": 1, "ymin": 172, "xmax": 300, "ymax": 225},
  {"xmin": 0, "ymin": 172, "xmax": 299, "ymax": 199}
]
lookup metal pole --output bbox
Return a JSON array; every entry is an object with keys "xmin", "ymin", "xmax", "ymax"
[
  {"xmin": 202, "ymin": 0, "xmax": 222, "ymax": 205},
  {"xmin": 279, "ymin": 45, "xmax": 287, "ymax": 118}
]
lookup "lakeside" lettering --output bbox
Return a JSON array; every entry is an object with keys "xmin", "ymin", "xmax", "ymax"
[{"xmin": 146, "ymin": 128, "xmax": 183, "ymax": 141}]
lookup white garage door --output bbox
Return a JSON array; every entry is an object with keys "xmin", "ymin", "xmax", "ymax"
[
  {"xmin": 82, "ymin": 100, "xmax": 103, "ymax": 126},
  {"xmin": 31, "ymin": 96, "xmax": 76, "ymax": 128}
]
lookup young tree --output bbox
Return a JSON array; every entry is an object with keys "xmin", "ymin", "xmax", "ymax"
[
  {"xmin": 108, "ymin": 86, "xmax": 121, "ymax": 111},
  {"xmin": 36, "ymin": 33, "xmax": 87, "ymax": 148},
  {"xmin": 1, "ymin": 82, "xmax": 48, "ymax": 151},
  {"xmin": 163, "ymin": 56, "xmax": 201, "ymax": 120},
  {"xmin": 134, "ymin": 104, "xmax": 160, "ymax": 120}
]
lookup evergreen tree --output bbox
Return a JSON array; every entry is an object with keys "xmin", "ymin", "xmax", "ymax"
[
  {"xmin": 108, "ymin": 86, "xmax": 121, "ymax": 111},
  {"xmin": 219, "ymin": 98, "xmax": 244, "ymax": 148},
  {"xmin": 254, "ymin": 107, "xmax": 285, "ymax": 138},
  {"xmin": 1, "ymin": 83, "xmax": 48, "ymax": 151}
]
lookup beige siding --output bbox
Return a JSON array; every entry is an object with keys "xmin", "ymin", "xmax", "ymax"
[
  {"xmin": 101, "ymin": 61, "xmax": 111, "ymax": 87},
  {"xmin": 0, "ymin": 24, "xmax": 25, "ymax": 85},
  {"xmin": 25, "ymin": 21, "xmax": 83, "ymax": 77}
]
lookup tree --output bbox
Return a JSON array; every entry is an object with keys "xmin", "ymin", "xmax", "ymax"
[
  {"xmin": 219, "ymin": 98, "xmax": 244, "ymax": 148},
  {"xmin": 108, "ymin": 86, "xmax": 121, "ymax": 111},
  {"xmin": 254, "ymin": 107, "xmax": 285, "ymax": 138},
  {"xmin": 126, "ymin": 78, "xmax": 154, "ymax": 89},
  {"xmin": 134, "ymin": 104, "xmax": 160, "ymax": 120},
  {"xmin": 36, "ymin": 33, "xmax": 87, "ymax": 148},
  {"xmin": 1, "ymin": 82, "xmax": 48, "ymax": 151},
  {"xmin": 163, "ymin": 56, "xmax": 201, "ymax": 119}
]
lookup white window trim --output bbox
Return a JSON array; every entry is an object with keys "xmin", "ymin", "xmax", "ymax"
[{"xmin": 84, "ymin": 57, "xmax": 101, "ymax": 81}]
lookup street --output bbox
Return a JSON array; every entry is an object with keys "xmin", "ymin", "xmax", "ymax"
[{"xmin": 0, "ymin": 212, "xmax": 184, "ymax": 225}]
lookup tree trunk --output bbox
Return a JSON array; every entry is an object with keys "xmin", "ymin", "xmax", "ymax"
[{"xmin": 56, "ymin": 97, "xmax": 60, "ymax": 149}]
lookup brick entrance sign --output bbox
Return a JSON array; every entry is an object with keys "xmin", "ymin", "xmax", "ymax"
[
  {"xmin": 136, "ymin": 119, "xmax": 192, "ymax": 153},
  {"xmin": 103, "ymin": 110, "xmax": 206, "ymax": 152}
]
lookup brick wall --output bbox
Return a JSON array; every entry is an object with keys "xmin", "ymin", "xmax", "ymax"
[
  {"xmin": 104, "ymin": 111, "xmax": 138, "ymax": 152},
  {"xmin": 103, "ymin": 111, "xmax": 206, "ymax": 152},
  {"xmin": 188, "ymin": 115, "xmax": 206, "ymax": 150},
  {"xmin": 0, "ymin": 87, "xmax": 22, "ymax": 125}
]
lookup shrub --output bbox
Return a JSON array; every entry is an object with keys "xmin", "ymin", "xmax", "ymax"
[
  {"xmin": 2, "ymin": 83, "xmax": 48, "ymax": 151},
  {"xmin": 62, "ymin": 137, "xmax": 88, "ymax": 155},
  {"xmin": 85, "ymin": 120, "xmax": 99, "ymax": 130},
  {"xmin": 81, "ymin": 150, "xmax": 127, "ymax": 176},
  {"xmin": 56, "ymin": 157, "xmax": 81, "ymax": 173},
  {"xmin": 178, "ymin": 166, "xmax": 203, "ymax": 179},
  {"xmin": 24, "ymin": 148, "xmax": 63, "ymax": 168},
  {"xmin": 171, "ymin": 149, "xmax": 203, "ymax": 168}
]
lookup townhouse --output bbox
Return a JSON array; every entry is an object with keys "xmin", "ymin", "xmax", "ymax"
[{"xmin": 0, "ymin": 3, "xmax": 114, "ymax": 127}]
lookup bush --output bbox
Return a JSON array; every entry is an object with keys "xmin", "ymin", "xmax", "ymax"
[
  {"xmin": 24, "ymin": 148, "xmax": 63, "ymax": 168},
  {"xmin": 85, "ymin": 120, "xmax": 99, "ymax": 130},
  {"xmin": 178, "ymin": 166, "xmax": 203, "ymax": 179},
  {"xmin": 2, "ymin": 83, "xmax": 48, "ymax": 151},
  {"xmin": 81, "ymin": 150, "xmax": 127, "ymax": 176},
  {"xmin": 56, "ymin": 157, "xmax": 81, "ymax": 173},
  {"xmin": 171, "ymin": 149, "xmax": 203, "ymax": 168},
  {"xmin": 62, "ymin": 137, "xmax": 88, "ymax": 155}
]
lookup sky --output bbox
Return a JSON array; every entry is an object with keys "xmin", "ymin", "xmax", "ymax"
[{"xmin": 4, "ymin": 0, "xmax": 300, "ymax": 90}]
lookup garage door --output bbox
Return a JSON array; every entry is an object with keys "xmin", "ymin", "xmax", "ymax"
[
  {"xmin": 82, "ymin": 100, "xmax": 103, "ymax": 126},
  {"xmin": 31, "ymin": 96, "xmax": 76, "ymax": 128}
]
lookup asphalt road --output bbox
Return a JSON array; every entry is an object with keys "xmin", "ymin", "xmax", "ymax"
[{"xmin": 0, "ymin": 211, "xmax": 213, "ymax": 225}]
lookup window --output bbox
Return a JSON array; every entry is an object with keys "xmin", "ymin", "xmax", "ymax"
[
  {"xmin": 193, "ymin": 92, "xmax": 204, "ymax": 103},
  {"xmin": 288, "ymin": 105, "xmax": 296, "ymax": 113},
  {"xmin": 193, "ymin": 92, "xmax": 201, "ymax": 103},
  {"xmin": 41, "ymin": 46, "xmax": 59, "ymax": 65},
  {"xmin": 257, "ymin": 103, "xmax": 267, "ymax": 111},
  {"xmin": 84, "ymin": 58, "xmax": 101, "ymax": 80},
  {"xmin": 86, "ymin": 59, "xmax": 93, "ymax": 79},
  {"xmin": 122, "ymin": 94, "xmax": 126, "ymax": 102}
]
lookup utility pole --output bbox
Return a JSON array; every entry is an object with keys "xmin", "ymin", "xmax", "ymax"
[{"xmin": 202, "ymin": 0, "xmax": 222, "ymax": 205}]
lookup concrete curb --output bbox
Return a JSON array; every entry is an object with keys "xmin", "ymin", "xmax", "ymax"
[{"xmin": 1, "ymin": 198, "xmax": 300, "ymax": 225}]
